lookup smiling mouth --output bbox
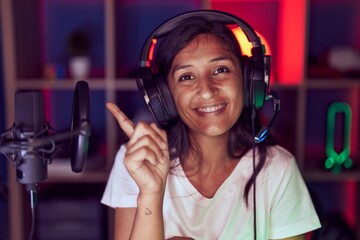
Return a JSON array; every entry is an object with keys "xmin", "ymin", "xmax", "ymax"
[{"xmin": 196, "ymin": 103, "xmax": 227, "ymax": 113}]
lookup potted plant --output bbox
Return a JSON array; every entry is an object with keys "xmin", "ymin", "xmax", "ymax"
[{"xmin": 67, "ymin": 29, "xmax": 91, "ymax": 79}]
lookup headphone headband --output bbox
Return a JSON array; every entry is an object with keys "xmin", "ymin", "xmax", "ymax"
[{"xmin": 140, "ymin": 10, "xmax": 264, "ymax": 66}]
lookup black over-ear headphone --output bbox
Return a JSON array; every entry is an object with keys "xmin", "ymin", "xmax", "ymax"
[{"xmin": 137, "ymin": 10, "xmax": 271, "ymax": 129}]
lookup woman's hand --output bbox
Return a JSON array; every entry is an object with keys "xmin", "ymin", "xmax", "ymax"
[{"xmin": 106, "ymin": 102, "xmax": 170, "ymax": 195}]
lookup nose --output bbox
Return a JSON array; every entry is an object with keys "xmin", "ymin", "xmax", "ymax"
[{"xmin": 197, "ymin": 76, "xmax": 217, "ymax": 99}]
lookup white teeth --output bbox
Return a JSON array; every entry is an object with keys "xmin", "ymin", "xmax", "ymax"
[{"xmin": 197, "ymin": 104, "xmax": 225, "ymax": 113}]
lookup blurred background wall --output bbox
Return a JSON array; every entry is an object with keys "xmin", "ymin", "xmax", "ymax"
[{"xmin": 1, "ymin": 0, "xmax": 359, "ymax": 239}]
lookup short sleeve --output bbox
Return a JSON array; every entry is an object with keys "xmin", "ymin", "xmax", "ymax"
[
  {"xmin": 269, "ymin": 153, "xmax": 321, "ymax": 239},
  {"xmin": 101, "ymin": 145, "xmax": 139, "ymax": 208}
]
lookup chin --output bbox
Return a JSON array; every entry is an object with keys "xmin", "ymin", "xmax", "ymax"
[{"xmin": 198, "ymin": 126, "xmax": 230, "ymax": 137}]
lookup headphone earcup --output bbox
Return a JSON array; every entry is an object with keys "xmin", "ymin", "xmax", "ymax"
[
  {"xmin": 154, "ymin": 74, "xmax": 178, "ymax": 125},
  {"xmin": 242, "ymin": 56, "xmax": 267, "ymax": 109},
  {"xmin": 137, "ymin": 67, "xmax": 178, "ymax": 128},
  {"xmin": 242, "ymin": 56, "xmax": 252, "ymax": 108}
]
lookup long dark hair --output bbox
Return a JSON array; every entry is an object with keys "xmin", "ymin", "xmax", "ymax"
[{"xmin": 153, "ymin": 15, "xmax": 274, "ymax": 204}]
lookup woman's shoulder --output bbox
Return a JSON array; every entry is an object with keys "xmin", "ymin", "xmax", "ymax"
[
  {"xmin": 262, "ymin": 145, "xmax": 298, "ymax": 174},
  {"xmin": 111, "ymin": 144, "xmax": 128, "ymax": 171},
  {"xmin": 243, "ymin": 145, "xmax": 295, "ymax": 164},
  {"xmin": 116, "ymin": 144, "xmax": 127, "ymax": 157},
  {"xmin": 267, "ymin": 145, "xmax": 295, "ymax": 162}
]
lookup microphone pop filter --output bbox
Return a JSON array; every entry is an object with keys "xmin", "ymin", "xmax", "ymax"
[{"xmin": 70, "ymin": 80, "xmax": 91, "ymax": 173}]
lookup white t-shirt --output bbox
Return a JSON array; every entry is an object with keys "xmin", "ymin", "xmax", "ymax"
[{"xmin": 101, "ymin": 145, "xmax": 321, "ymax": 239}]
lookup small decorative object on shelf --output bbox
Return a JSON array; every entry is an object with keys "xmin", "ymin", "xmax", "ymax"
[
  {"xmin": 325, "ymin": 102, "xmax": 353, "ymax": 173},
  {"xmin": 67, "ymin": 29, "xmax": 91, "ymax": 80}
]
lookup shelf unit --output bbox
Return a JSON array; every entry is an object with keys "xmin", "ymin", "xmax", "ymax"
[
  {"xmin": 1, "ymin": 0, "xmax": 205, "ymax": 239},
  {"xmin": 1, "ymin": 0, "xmax": 360, "ymax": 239}
]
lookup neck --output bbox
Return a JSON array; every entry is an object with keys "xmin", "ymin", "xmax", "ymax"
[
  {"xmin": 183, "ymin": 132, "xmax": 239, "ymax": 199},
  {"xmin": 184, "ymin": 132, "xmax": 232, "ymax": 172}
]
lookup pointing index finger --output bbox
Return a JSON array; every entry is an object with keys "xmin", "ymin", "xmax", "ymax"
[{"xmin": 106, "ymin": 102, "xmax": 135, "ymax": 137}]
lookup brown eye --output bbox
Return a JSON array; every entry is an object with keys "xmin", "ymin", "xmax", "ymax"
[
  {"xmin": 179, "ymin": 73, "xmax": 195, "ymax": 82},
  {"xmin": 213, "ymin": 66, "xmax": 230, "ymax": 75}
]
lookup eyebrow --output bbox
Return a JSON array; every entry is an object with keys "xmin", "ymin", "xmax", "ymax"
[
  {"xmin": 210, "ymin": 56, "xmax": 233, "ymax": 63},
  {"xmin": 172, "ymin": 56, "xmax": 234, "ymax": 75}
]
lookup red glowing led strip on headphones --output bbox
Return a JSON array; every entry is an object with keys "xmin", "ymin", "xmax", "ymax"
[{"xmin": 148, "ymin": 39, "xmax": 157, "ymax": 63}]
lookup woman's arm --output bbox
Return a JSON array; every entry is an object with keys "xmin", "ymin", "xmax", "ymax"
[
  {"xmin": 114, "ymin": 208, "xmax": 136, "ymax": 239},
  {"xmin": 130, "ymin": 192, "xmax": 165, "ymax": 239},
  {"xmin": 115, "ymin": 205, "xmax": 165, "ymax": 240},
  {"xmin": 107, "ymin": 102, "xmax": 169, "ymax": 240}
]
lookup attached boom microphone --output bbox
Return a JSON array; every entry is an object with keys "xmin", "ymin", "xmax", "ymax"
[{"xmin": 254, "ymin": 89, "xmax": 280, "ymax": 143}]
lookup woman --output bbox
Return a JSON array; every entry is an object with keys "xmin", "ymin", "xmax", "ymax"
[{"xmin": 101, "ymin": 11, "xmax": 320, "ymax": 239}]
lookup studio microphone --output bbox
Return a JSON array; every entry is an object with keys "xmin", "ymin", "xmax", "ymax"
[
  {"xmin": 11, "ymin": 90, "xmax": 51, "ymax": 231},
  {"xmin": 0, "ymin": 80, "xmax": 91, "ymax": 240},
  {"xmin": 14, "ymin": 91, "xmax": 49, "ymax": 188},
  {"xmin": 0, "ymin": 80, "xmax": 91, "ymax": 189}
]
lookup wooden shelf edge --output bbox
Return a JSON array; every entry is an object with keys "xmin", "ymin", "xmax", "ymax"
[
  {"xmin": 304, "ymin": 78, "xmax": 360, "ymax": 89},
  {"xmin": 16, "ymin": 78, "xmax": 138, "ymax": 91},
  {"xmin": 304, "ymin": 171, "xmax": 360, "ymax": 182},
  {"xmin": 46, "ymin": 158, "xmax": 110, "ymax": 183}
]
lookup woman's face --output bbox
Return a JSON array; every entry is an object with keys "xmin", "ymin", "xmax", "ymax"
[{"xmin": 168, "ymin": 34, "xmax": 243, "ymax": 138}]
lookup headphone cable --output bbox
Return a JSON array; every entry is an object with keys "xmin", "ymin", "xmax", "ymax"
[{"xmin": 251, "ymin": 108, "xmax": 257, "ymax": 240}]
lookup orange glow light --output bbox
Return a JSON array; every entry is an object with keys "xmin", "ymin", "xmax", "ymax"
[{"xmin": 231, "ymin": 27, "xmax": 271, "ymax": 57}]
